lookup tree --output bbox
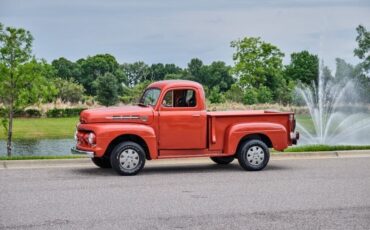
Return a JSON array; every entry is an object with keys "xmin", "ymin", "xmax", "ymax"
[
  {"xmin": 0, "ymin": 23, "xmax": 56, "ymax": 156},
  {"xmin": 354, "ymin": 25, "xmax": 370, "ymax": 73},
  {"xmin": 185, "ymin": 58, "xmax": 234, "ymax": 92},
  {"xmin": 148, "ymin": 63, "xmax": 182, "ymax": 81},
  {"xmin": 121, "ymin": 61, "xmax": 150, "ymax": 87},
  {"xmin": 94, "ymin": 72, "xmax": 119, "ymax": 106},
  {"xmin": 53, "ymin": 78, "xmax": 85, "ymax": 103},
  {"xmin": 285, "ymin": 51, "xmax": 319, "ymax": 85},
  {"xmin": 206, "ymin": 61, "xmax": 234, "ymax": 92},
  {"xmin": 231, "ymin": 37, "xmax": 287, "ymax": 104},
  {"xmin": 78, "ymin": 54, "xmax": 125, "ymax": 95},
  {"xmin": 51, "ymin": 57, "xmax": 81, "ymax": 80}
]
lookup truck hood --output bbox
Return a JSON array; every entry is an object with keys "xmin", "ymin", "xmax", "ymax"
[{"xmin": 80, "ymin": 106, "xmax": 154, "ymax": 124}]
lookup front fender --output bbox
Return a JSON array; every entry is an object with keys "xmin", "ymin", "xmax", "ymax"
[
  {"xmin": 78, "ymin": 123, "xmax": 158, "ymax": 158},
  {"xmin": 224, "ymin": 122, "xmax": 288, "ymax": 154}
]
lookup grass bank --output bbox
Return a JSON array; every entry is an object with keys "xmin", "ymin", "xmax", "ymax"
[
  {"xmin": 0, "ymin": 117, "xmax": 78, "ymax": 140},
  {"xmin": 0, "ymin": 155, "xmax": 86, "ymax": 160},
  {"xmin": 283, "ymin": 145, "xmax": 370, "ymax": 152}
]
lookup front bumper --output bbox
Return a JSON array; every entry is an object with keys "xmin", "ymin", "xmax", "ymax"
[{"xmin": 71, "ymin": 147, "xmax": 95, "ymax": 158}]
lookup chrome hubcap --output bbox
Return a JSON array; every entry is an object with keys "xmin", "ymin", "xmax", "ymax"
[
  {"xmin": 246, "ymin": 146, "xmax": 264, "ymax": 166},
  {"xmin": 119, "ymin": 148, "xmax": 140, "ymax": 170}
]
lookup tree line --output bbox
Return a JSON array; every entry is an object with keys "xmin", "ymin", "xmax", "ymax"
[{"xmin": 1, "ymin": 22, "xmax": 369, "ymax": 156}]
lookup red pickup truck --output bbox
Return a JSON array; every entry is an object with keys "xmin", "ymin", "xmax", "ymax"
[{"xmin": 72, "ymin": 80, "xmax": 299, "ymax": 175}]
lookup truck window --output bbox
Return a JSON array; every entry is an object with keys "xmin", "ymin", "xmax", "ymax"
[
  {"xmin": 162, "ymin": 89, "xmax": 196, "ymax": 107},
  {"xmin": 139, "ymin": 88, "xmax": 161, "ymax": 106}
]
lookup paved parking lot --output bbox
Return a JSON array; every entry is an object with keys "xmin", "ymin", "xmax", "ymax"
[{"xmin": 1, "ymin": 156, "xmax": 370, "ymax": 229}]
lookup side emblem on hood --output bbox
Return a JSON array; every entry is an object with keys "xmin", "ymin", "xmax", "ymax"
[{"xmin": 105, "ymin": 115, "xmax": 148, "ymax": 122}]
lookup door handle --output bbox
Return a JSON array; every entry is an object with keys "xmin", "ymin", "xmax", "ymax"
[{"xmin": 192, "ymin": 113, "xmax": 200, "ymax": 117}]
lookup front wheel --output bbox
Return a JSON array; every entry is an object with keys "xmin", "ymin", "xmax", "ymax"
[
  {"xmin": 110, "ymin": 141, "xmax": 146, "ymax": 176},
  {"xmin": 210, "ymin": 156, "xmax": 234, "ymax": 165},
  {"xmin": 237, "ymin": 139, "xmax": 270, "ymax": 171}
]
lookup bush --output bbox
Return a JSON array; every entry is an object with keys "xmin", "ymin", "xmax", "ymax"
[
  {"xmin": 46, "ymin": 108, "xmax": 86, "ymax": 118},
  {"xmin": 208, "ymin": 86, "xmax": 225, "ymax": 103},
  {"xmin": 225, "ymin": 84, "xmax": 244, "ymax": 103},
  {"xmin": 53, "ymin": 78, "xmax": 85, "ymax": 103},
  {"xmin": 243, "ymin": 88, "xmax": 258, "ymax": 105},
  {"xmin": 0, "ymin": 108, "xmax": 42, "ymax": 118},
  {"xmin": 257, "ymin": 86, "xmax": 273, "ymax": 103}
]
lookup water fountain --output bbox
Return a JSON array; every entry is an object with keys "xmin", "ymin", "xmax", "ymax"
[{"xmin": 295, "ymin": 66, "xmax": 370, "ymax": 145}]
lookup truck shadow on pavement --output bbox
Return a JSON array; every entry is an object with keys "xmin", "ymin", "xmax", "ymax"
[{"xmin": 73, "ymin": 163, "xmax": 289, "ymax": 176}]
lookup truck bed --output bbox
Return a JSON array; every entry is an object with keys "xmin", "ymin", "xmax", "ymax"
[
  {"xmin": 207, "ymin": 110, "xmax": 293, "ymax": 117},
  {"xmin": 207, "ymin": 110, "xmax": 293, "ymax": 152}
]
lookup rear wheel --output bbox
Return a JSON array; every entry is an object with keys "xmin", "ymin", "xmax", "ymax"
[
  {"xmin": 237, "ymin": 139, "xmax": 270, "ymax": 171},
  {"xmin": 91, "ymin": 157, "xmax": 111, "ymax": 168},
  {"xmin": 110, "ymin": 141, "xmax": 146, "ymax": 176},
  {"xmin": 210, "ymin": 156, "xmax": 234, "ymax": 165}
]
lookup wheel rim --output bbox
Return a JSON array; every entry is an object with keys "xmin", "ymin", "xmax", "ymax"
[
  {"xmin": 246, "ymin": 146, "xmax": 265, "ymax": 166},
  {"xmin": 119, "ymin": 148, "xmax": 140, "ymax": 170}
]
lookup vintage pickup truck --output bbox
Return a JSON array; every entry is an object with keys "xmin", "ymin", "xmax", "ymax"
[{"xmin": 72, "ymin": 80, "xmax": 299, "ymax": 175}]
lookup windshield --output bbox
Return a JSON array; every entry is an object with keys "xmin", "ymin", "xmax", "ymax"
[{"xmin": 139, "ymin": 88, "xmax": 161, "ymax": 106}]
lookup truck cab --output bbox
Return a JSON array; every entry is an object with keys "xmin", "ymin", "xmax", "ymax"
[{"xmin": 72, "ymin": 80, "xmax": 299, "ymax": 175}]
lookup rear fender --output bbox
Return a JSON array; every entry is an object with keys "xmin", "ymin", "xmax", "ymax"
[{"xmin": 224, "ymin": 122, "xmax": 288, "ymax": 154}]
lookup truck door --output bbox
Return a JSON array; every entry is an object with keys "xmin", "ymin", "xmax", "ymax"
[{"xmin": 158, "ymin": 88, "xmax": 207, "ymax": 149}]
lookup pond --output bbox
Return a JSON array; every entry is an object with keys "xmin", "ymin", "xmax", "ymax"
[{"xmin": 0, "ymin": 139, "xmax": 75, "ymax": 156}]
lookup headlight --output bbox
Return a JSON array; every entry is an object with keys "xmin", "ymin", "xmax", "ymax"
[{"xmin": 86, "ymin": 132, "xmax": 96, "ymax": 145}]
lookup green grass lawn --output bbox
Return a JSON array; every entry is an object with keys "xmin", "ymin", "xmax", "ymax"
[
  {"xmin": 0, "ymin": 117, "xmax": 78, "ymax": 140},
  {"xmin": 296, "ymin": 114, "xmax": 315, "ymax": 133},
  {"xmin": 0, "ymin": 155, "xmax": 87, "ymax": 160},
  {"xmin": 283, "ymin": 145, "xmax": 370, "ymax": 152}
]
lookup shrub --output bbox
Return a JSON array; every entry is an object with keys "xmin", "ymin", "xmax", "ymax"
[
  {"xmin": 46, "ymin": 108, "xmax": 86, "ymax": 118},
  {"xmin": 243, "ymin": 88, "xmax": 258, "ymax": 105},
  {"xmin": 257, "ymin": 86, "xmax": 273, "ymax": 103},
  {"xmin": 53, "ymin": 78, "xmax": 85, "ymax": 103},
  {"xmin": 225, "ymin": 84, "xmax": 244, "ymax": 103},
  {"xmin": 208, "ymin": 86, "xmax": 225, "ymax": 103}
]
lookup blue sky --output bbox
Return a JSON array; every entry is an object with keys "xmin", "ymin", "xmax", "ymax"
[{"xmin": 0, "ymin": 0, "xmax": 369, "ymax": 72}]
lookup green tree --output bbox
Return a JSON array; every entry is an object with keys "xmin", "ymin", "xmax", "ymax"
[
  {"xmin": 353, "ymin": 25, "xmax": 370, "ymax": 103},
  {"xmin": 335, "ymin": 58, "xmax": 354, "ymax": 79},
  {"xmin": 285, "ymin": 51, "xmax": 319, "ymax": 85},
  {"xmin": 231, "ymin": 37, "xmax": 287, "ymax": 104},
  {"xmin": 121, "ymin": 61, "xmax": 150, "ymax": 87},
  {"xmin": 51, "ymin": 57, "xmax": 81, "ymax": 80},
  {"xmin": 185, "ymin": 59, "xmax": 234, "ymax": 92},
  {"xmin": 78, "ymin": 54, "xmax": 125, "ymax": 95},
  {"xmin": 149, "ymin": 63, "xmax": 182, "ymax": 81},
  {"xmin": 94, "ymin": 72, "xmax": 119, "ymax": 106},
  {"xmin": 0, "ymin": 23, "xmax": 56, "ymax": 156},
  {"xmin": 164, "ymin": 73, "xmax": 183, "ymax": 80},
  {"xmin": 354, "ymin": 25, "xmax": 370, "ymax": 73},
  {"xmin": 53, "ymin": 78, "xmax": 85, "ymax": 103}
]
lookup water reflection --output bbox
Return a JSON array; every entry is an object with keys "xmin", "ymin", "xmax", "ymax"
[{"xmin": 0, "ymin": 139, "xmax": 75, "ymax": 156}]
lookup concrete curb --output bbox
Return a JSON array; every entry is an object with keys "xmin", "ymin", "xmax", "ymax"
[{"xmin": 1, "ymin": 150, "xmax": 370, "ymax": 169}]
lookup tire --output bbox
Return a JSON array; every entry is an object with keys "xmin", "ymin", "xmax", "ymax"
[
  {"xmin": 110, "ymin": 141, "xmax": 146, "ymax": 176},
  {"xmin": 91, "ymin": 157, "xmax": 112, "ymax": 168},
  {"xmin": 237, "ymin": 139, "xmax": 270, "ymax": 171},
  {"xmin": 210, "ymin": 156, "xmax": 234, "ymax": 165}
]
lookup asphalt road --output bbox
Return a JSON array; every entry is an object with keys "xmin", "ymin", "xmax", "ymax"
[{"xmin": 1, "ymin": 157, "xmax": 370, "ymax": 230}]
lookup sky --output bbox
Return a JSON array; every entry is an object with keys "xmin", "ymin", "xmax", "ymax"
[{"xmin": 0, "ymin": 0, "xmax": 369, "ymax": 72}]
